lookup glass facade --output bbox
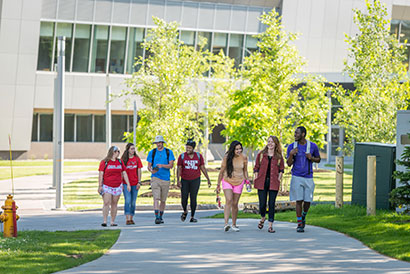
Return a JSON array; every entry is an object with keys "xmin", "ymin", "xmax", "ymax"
[
  {"xmin": 212, "ymin": 33, "xmax": 228, "ymax": 55},
  {"xmin": 127, "ymin": 28, "xmax": 145, "ymax": 74},
  {"xmin": 94, "ymin": 115, "xmax": 106, "ymax": 142},
  {"xmin": 76, "ymin": 115, "xmax": 92, "ymax": 142},
  {"xmin": 91, "ymin": 25, "xmax": 109, "ymax": 73},
  {"xmin": 391, "ymin": 19, "xmax": 410, "ymax": 69},
  {"xmin": 109, "ymin": 26, "xmax": 127, "ymax": 74},
  {"xmin": 55, "ymin": 23, "xmax": 73, "ymax": 71},
  {"xmin": 37, "ymin": 22, "xmax": 54, "ymax": 71},
  {"xmin": 228, "ymin": 34, "xmax": 244, "ymax": 68},
  {"xmin": 37, "ymin": 22, "xmax": 258, "ymax": 73},
  {"xmin": 112, "ymin": 115, "xmax": 128, "ymax": 142},
  {"xmin": 72, "ymin": 24, "xmax": 91, "ymax": 72},
  {"xmin": 65, "ymin": 114, "xmax": 75, "ymax": 142},
  {"xmin": 39, "ymin": 114, "xmax": 53, "ymax": 141}
]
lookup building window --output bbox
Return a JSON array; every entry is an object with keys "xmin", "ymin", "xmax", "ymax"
[
  {"xmin": 228, "ymin": 34, "xmax": 244, "ymax": 68},
  {"xmin": 197, "ymin": 31, "xmax": 212, "ymax": 51},
  {"xmin": 37, "ymin": 22, "xmax": 55, "ymax": 71},
  {"xmin": 39, "ymin": 114, "xmax": 53, "ymax": 141},
  {"xmin": 94, "ymin": 115, "xmax": 106, "ymax": 142},
  {"xmin": 32, "ymin": 114, "xmax": 38, "ymax": 141},
  {"xmin": 112, "ymin": 115, "xmax": 127, "ymax": 142},
  {"xmin": 212, "ymin": 33, "xmax": 228, "ymax": 55},
  {"xmin": 55, "ymin": 23, "xmax": 73, "ymax": 71},
  {"xmin": 245, "ymin": 35, "xmax": 258, "ymax": 57},
  {"xmin": 72, "ymin": 24, "xmax": 91, "ymax": 72},
  {"xmin": 76, "ymin": 115, "xmax": 92, "ymax": 142},
  {"xmin": 109, "ymin": 26, "xmax": 127, "ymax": 74},
  {"xmin": 91, "ymin": 25, "xmax": 109, "ymax": 73},
  {"xmin": 180, "ymin": 30, "xmax": 195, "ymax": 46},
  {"xmin": 211, "ymin": 124, "xmax": 226, "ymax": 144},
  {"xmin": 126, "ymin": 27, "xmax": 145, "ymax": 74},
  {"xmin": 65, "ymin": 114, "xmax": 75, "ymax": 142}
]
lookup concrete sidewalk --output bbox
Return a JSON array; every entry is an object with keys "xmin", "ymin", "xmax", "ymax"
[
  {"xmin": 15, "ymin": 210, "xmax": 410, "ymax": 274},
  {"xmin": 0, "ymin": 171, "xmax": 98, "ymax": 212}
]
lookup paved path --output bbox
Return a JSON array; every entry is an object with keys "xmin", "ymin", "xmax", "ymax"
[
  {"xmin": 0, "ymin": 171, "xmax": 98, "ymax": 212},
  {"xmin": 16, "ymin": 211, "xmax": 410, "ymax": 274}
]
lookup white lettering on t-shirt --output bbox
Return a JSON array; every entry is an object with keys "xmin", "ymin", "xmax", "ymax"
[
  {"xmin": 184, "ymin": 160, "xmax": 198, "ymax": 170},
  {"xmin": 126, "ymin": 165, "xmax": 137, "ymax": 169},
  {"xmin": 107, "ymin": 165, "xmax": 122, "ymax": 170}
]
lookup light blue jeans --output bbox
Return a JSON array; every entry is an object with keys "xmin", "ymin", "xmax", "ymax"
[{"xmin": 123, "ymin": 185, "xmax": 139, "ymax": 216}]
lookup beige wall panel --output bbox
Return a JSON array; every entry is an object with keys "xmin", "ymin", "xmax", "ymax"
[
  {"xmin": 308, "ymin": 0, "xmax": 325, "ymax": 39},
  {"xmin": 18, "ymin": 20, "xmax": 41, "ymax": 55},
  {"xmin": 16, "ymin": 54, "xmax": 37, "ymax": 85},
  {"xmin": 0, "ymin": 53, "xmax": 18, "ymax": 85},
  {"xmin": 0, "ymin": 19, "xmax": 21, "ymax": 54},
  {"xmin": 319, "ymin": 38, "xmax": 337, "ymax": 72},
  {"xmin": 13, "ymin": 85, "xmax": 35, "ymax": 118},
  {"xmin": 34, "ymin": 84, "xmax": 54, "ymax": 108},
  {"xmin": 21, "ymin": 0, "xmax": 43, "ymax": 21},
  {"xmin": 11, "ymin": 117, "xmax": 32, "ymax": 150},
  {"xmin": 1, "ymin": 0, "xmax": 22, "ymax": 20}
]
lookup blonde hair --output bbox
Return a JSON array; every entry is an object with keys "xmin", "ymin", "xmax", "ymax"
[{"xmin": 103, "ymin": 146, "xmax": 119, "ymax": 162}]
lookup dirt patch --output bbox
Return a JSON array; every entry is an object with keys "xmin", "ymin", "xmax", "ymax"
[
  {"xmin": 278, "ymin": 191, "xmax": 289, "ymax": 196},
  {"xmin": 313, "ymin": 169, "xmax": 332, "ymax": 173},
  {"xmin": 140, "ymin": 180, "xmax": 151, "ymax": 186},
  {"xmin": 139, "ymin": 191, "xmax": 181, "ymax": 198}
]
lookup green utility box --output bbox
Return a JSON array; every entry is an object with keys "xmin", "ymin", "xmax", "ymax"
[{"xmin": 352, "ymin": 143, "xmax": 396, "ymax": 209}]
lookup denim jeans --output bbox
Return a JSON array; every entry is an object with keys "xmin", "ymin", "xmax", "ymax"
[{"xmin": 123, "ymin": 185, "xmax": 138, "ymax": 216}]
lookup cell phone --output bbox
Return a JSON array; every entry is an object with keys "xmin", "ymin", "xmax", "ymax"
[{"xmin": 153, "ymin": 166, "xmax": 159, "ymax": 171}]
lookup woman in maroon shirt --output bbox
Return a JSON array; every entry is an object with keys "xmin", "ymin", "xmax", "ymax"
[
  {"xmin": 253, "ymin": 136, "xmax": 285, "ymax": 233},
  {"xmin": 177, "ymin": 139, "xmax": 211, "ymax": 223},
  {"xmin": 121, "ymin": 143, "xmax": 143, "ymax": 225},
  {"xmin": 98, "ymin": 146, "xmax": 131, "ymax": 227}
]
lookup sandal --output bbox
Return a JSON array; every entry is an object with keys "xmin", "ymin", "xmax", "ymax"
[
  {"xmin": 181, "ymin": 212, "xmax": 188, "ymax": 222},
  {"xmin": 268, "ymin": 227, "xmax": 275, "ymax": 233},
  {"xmin": 101, "ymin": 223, "xmax": 107, "ymax": 227},
  {"xmin": 258, "ymin": 219, "xmax": 265, "ymax": 230},
  {"xmin": 110, "ymin": 223, "xmax": 118, "ymax": 227}
]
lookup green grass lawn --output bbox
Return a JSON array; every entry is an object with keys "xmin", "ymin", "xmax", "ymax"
[
  {"xmin": 0, "ymin": 230, "xmax": 120, "ymax": 273},
  {"xmin": 209, "ymin": 204, "xmax": 410, "ymax": 262},
  {"xmin": 63, "ymin": 168, "xmax": 352, "ymax": 210},
  {"xmin": 0, "ymin": 166, "xmax": 98, "ymax": 181}
]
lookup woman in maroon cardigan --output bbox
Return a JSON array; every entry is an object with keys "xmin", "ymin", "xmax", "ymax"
[{"xmin": 253, "ymin": 136, "xmax": 285, "ymax": 233}]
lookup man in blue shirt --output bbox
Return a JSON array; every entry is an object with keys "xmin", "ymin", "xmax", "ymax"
[
  {"xmin": 147, "ymin": 135, "xmax": 175, "ymax": 224},
  {"xmin": 286, "ymin": 126, "xmax": 321, "ymax": 232}
]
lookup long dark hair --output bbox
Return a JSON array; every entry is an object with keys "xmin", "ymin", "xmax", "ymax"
[
  {"xmin": 226, "ymin": 141, "xmax": 243, "ymax": 178},
  {"xmin": 121, "ymin": 143, "xmax": 139, "ymax": 165}
]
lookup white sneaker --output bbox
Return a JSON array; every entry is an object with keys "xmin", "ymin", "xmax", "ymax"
[
  {"xmin": 231, "ymin": 225, "xmax": 240, "ymax": 232},
  {"xmin": 224, "ymin": 224, "xmax": 230, "ymax": 232}
]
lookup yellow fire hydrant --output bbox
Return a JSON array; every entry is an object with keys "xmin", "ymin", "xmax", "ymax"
[{"xmin": 0, "ymin": 195, "xmax": 19, "ymax": 237}]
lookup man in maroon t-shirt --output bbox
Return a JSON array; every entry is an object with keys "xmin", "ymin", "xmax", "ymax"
[{"xmin": 177, "ymin": 139, "xmax": 211, "ymax": 223}]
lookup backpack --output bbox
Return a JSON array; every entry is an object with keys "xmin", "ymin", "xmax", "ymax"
[
  {"xmin": 103, "ymin": 159, "xmax": 123, "ymax": 172},
  {"xmin": 151, "ymin": 148, "xmax": 170, "ymax": 166},
  {"xmin": 181, "ymin": 152, "xmax": 201, "ymax": 161}
]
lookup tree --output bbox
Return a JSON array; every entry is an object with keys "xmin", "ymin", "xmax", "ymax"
[
  {"xmin": 120, "ymin": 17, "xmax": 209, "ymax": 158},
  {"xmin": 391, "ymin": 137, "xmax": 410, "ymax": 213},
  {"xmin": 333, "ymin": 0, "xmax": 410, "ymax": 153},
  {"xmin": 224, "ymin": 9, "xmax": 329, "ymax": 165}
]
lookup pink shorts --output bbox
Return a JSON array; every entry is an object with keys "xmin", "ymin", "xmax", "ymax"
[{"xmin": 222, "ymin": 179, "xmax": 245, "ymax": 194}]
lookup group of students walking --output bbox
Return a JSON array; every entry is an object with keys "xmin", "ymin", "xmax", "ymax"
[{"xmin": 98, "ymin": 126, "xmax": 320, "ymax": 233}]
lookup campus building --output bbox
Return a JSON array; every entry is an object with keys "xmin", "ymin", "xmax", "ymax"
[{"xmin": 0, "ymin": 0, "xmax": 408, "ymax": 160}]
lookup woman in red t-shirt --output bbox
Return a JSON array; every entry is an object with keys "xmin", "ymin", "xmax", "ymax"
[
  {"xmin": 98, "ymin": 146, "xmax": 131, "ymax": 227},
  {"xmin": 177, "ymin": 139, "xmax": 211, "ymax": 223},
  {"xmin": 121, "ymin": 143, "xmax": 143, "ymax": 225}
]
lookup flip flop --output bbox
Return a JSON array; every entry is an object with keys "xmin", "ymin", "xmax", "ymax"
[
  {"xmin": 110, "ymin": 223, "xmax": 118, "ymax": 227},
  {"xmin": 268, "ymin": 227, "xmax": 275, "ymax": 233},
  {"xmin": 101, "ymin": 223, "xmax": 107, "ymax": 227},
  {"xmin": 181, "ymin": 212, "xmax": 188, "ymax": 222},
  {"xmin": 258, "ymin": 219, "xmax": 265, "ymax": 230}
]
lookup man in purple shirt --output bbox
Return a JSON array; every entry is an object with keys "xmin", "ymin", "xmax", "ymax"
[{"xmin": 287, "ymin": 126, "xmax": 321, "ymax": 233}]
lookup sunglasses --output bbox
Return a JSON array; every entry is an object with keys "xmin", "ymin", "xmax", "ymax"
[{"xmin": 114, "ymin": 150, "xmax": 120, "ymax": 153}]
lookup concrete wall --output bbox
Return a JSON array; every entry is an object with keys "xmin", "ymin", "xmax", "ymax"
[{"xmin": 0, "ymin": 0, "xmax": 43, "ymax": 151}]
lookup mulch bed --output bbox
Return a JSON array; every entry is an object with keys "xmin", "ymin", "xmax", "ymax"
[{"xmin": 139, "ymin": 191, "xmax": 181, "ymax": 198}]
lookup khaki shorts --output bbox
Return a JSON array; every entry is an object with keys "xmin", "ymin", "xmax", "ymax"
[{"xmin": 151, "ymin": 177, "xmax": 170, "ymax": 202}]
